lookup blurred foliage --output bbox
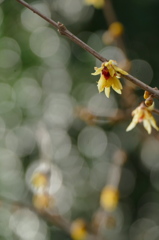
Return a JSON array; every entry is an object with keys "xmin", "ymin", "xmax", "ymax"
[{"xmin": 0, "ymin": 0, "xmax": 159, "ymax": 240}]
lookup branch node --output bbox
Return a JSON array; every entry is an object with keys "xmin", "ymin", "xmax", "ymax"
[{"xmin": 57, "ymin": 22, "xmax": 67, "ymax": 35}]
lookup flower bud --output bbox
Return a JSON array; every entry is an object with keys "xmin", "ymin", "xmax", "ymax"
[
  {"xmin": 145, "ymin": 97, "xmax": 154, "ymax": 107},
  {"xmin": 109, "ymin": 22, "xmax": 124, "ymax": 38},
  {"xmin": 31, "ymin": 172, "xmax": 49, "ymax": 189},
  {"xmin": 33, "ymin": 193, "xmax": 54, "ymax": 211},
  {"xmin": 100, "ymin": 186, "xmax": 119, "ymax": 211},
  {"xmin": 70, "ymin": 219, "xmax": 88, "ymax": 240},
  {"xmin": 144, "ymin": 91, "xmax": 151, "ymax": 99}
]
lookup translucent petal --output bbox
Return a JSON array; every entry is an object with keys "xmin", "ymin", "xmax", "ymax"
[
  {"xmin": 113, "ymin": 88, "xmax": 122, "ymax": 94},
  {"xmin": 126, "ymin": 120, "xmax": 137, "ymax": 132},
  {"xmin": 105, "ymin": 87, "xmax": 110, "ymax": 98},
  {"xmin": 150, "ymin": 117, "xmax": 159, "ymax": 131},
  {"xmin": 143, "ymin": 119, "xmax": 151, "ymax": 134},
  {"xmin": 133, "ymin": 114, "xmax": 141, "ymax": 123}
]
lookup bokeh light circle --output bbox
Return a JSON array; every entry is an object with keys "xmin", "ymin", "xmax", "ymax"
[{"xmin": 78, "ymin": 126, "xmax": 107, "ymax": 158}]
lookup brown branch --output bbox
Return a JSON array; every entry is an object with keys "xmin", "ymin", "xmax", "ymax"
[
  {"xmin": 153, "ymin": 108, "xmax": 159, "ymax": 115},
  {"xmin": 0, "ymin": 196, "xmax": 70, "ymax": 233},
  {"xmin": 16, "ymin": 0, "xmax": 107, "ymax": 63},
  {"xmin": 0, "ymin": 196, "xmax": 106, "ymax": 240},
  {"xmin": 76, "ymin": 106, "xmax": 131, "ymax": 125},
  {"xmin": 16, "ymin": 0, "xmax": 159, "ymax": 99}
]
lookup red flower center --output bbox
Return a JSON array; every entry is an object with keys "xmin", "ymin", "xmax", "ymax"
[
  {"xmin": 139, "ymin": 113, "xmax": 145, "ymax": 122},
  {"xmin": 102, "ymin": 67, "xmax": 110, "ymax": 80}
]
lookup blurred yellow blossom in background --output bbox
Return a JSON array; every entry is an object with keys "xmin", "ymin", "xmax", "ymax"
[
  {"xmin": 100, "ymin": 186, "xmax": 119, "ymax": 211},
  {"xmin": 33, "ymin": 193, "xmax": 54, "ymax": 211},
  {"xmin": 109, "ymin": 22, "xmax": 124, "ymax": 38},
  {"xmin": 84, "ymin": 0, "xmax": 105, "ymax": 8},
  {"xmin": 31, "ymin": 172, "xmax": 49, "ymax": 189},
  {"xmin": 70, "ymin": 219, "xmax": 88, "ymax": 240}
]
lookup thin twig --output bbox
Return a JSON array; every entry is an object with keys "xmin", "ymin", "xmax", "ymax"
[
  {"xmin": 0, "ymin": 196, "xmax": 70, "ymax": 233},
  {"xmin": 16, "ymin": 0, "xmax": 159, "ymax": 99},
  {"xmin": 0, "ymin": 196, "xmax": 105, "ymax": 240},
  {"xmin": 153, "ymin": 108, "xmax": 159, "ymax": 115},
  {"xmin": 16, "ymin": 0, "xmax": 107, "ymax": 63},
  {"xmin": 103, "ymin": 0, "xmax": 127, "ymax": 56},
  {"xmin": 76, "ymin": 106, "xmax": 130, "ymax": 125}
]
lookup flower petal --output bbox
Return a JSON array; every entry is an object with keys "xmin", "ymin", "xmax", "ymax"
[
  {"xmin": 91, "ymin": 67, "xmax": 103, "ymax": 75},
  {"xmin": 112, "ymin": 77, "xmax": 122, "ymax": 89},
  {"xmin": 105, "ymin": 87, "xmax": 111, "ymax": 98},
  {"xmin": 111, "ymin": 77, "xmax": 122, "ymax": 94},
  {"xmin": 143, "ymin": 119, "xmax": 151, "ymax": 134},
  {"xmin": 113, "ymin": 65, "xmax": 128, "ymax": 75},
  {"xmin": 150, "ymin": 117, "xmax": 159, "ymax": 131},
  {"xmin": 126, "ymin": 120, "xmax": 137, "ymax": 132},
  {"xmin": 97, "ymin": 75, "xmax": 107, "ymax": 92},
  {"xmin": 113, "ymin": 88, "xmax": 122, "ymax": 94},
  {"xmin": 148, "ymin": 102, "xmax": 155, "ymax": 111},
  {"xmin": 107, "ymin": 64, "xmax": 116, "ymax": 77}
]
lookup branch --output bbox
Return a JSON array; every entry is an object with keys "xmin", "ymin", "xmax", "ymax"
[
  {"xmin": 0, "ymin": 196, "xmax": 70, "ymax": 233},
  {"xmin": 153, "ymin": 108, "xmax": 159, "ymax": 115},
  {"xmin": 0, "ymin": 196, "xmax": 105, "ymax": 240},
  {"xmin": 16, "ymin": 0, "xmax": 159, "ymax": 99},
  {"xmin": 16, "ymin": 0, "xmax": 106, "ymax": 63},
  {"xmin": 75, "ymin": 107, "xmax": 130, "ymax": 125}
]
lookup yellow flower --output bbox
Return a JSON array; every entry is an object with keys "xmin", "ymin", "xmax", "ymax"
[
  {"xmin": 84, "ymin": 0, "xmax": 105, "ymax": 8},
  {"xmin": 109, "ymin": 22, "xmax": 124, "ymax": 38},
  {"xmin": 126, "ymin": 103, "xmax": 159, "ymax": 134},
  {"xmin": 31, "ymin": 172, "xmax": 49, "ymax": 189},
  {"xmin": 92, "ymin": 60, "xmax": 128, "ymax": 98},
  {"xmin": 70, "ymin": 219, "xmax": 88, "ymax": 240},
  {"xmin": 33, "ymin": 193, "xmax": 54, "ymax": 211},
  {"xmin": 100, "ymin": 186, "xmax": 119, "ymax": 211},
  {"xmin": 143, "ymin": 90, "xmax": 151, "ymax": 99}
]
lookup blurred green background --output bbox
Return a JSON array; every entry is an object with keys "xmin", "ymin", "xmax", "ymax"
[{"xmin": 0, "ymin": 0, "xmax": 159, "ymax": 239}]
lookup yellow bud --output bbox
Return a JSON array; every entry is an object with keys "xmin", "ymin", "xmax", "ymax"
[
  {"xmin": 100, "ymin": 186, "xmax": 119, "ymax": 211},
  {"xmin": 109, "ymin": 22, "xmax": 124, "ymax": 38},
  {"xmin": 143, "ymin": 91, "xmax": 151, "ymax": 99},
  {"xmin": 70, "ymin": 219, "xmax": 88, "ymax": 240},
  {"xmin": 31, "ymin": 172, "xmax": 48, "ymax": 189},
  {"xmin": 33, "ymin": 193, "xmax": 53, "ymax": 211},
  {"xmin": 84, "ymin": 0, "xmax": 105, "ymax": 8},
  {"xmin": 145, "ymin": 98, "xmax": 154, "ymax": 107}
]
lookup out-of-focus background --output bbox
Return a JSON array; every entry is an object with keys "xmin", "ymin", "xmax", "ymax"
[{"xmin": 0, "ymin": 0, "xmax": 159, "ymax": 239}]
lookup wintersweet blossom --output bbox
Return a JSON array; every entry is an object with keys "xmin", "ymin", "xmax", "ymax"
[
  {"xmin": 92, "ymin": 60, "xmax": 128, "ymax": 98},
  {"xmin": 31, "ymin": 172, "xmax": 49, "ymax": 189},
  {"xmin": 33, "ymin": 193, "xmax": 54, "ymax": 210},
  {"xmin": 126, "ymin": 103, "xmax": 159, "ymax": 134},
  {"xmin": 100, "ymin": 186, "xmax": 119, "ymax": 211},
  {"xmin": 70, "ymin": 219, "xmax": 88, "ymax": 240},
  {"xmin": 85, "ymin": 0, "xmax": 105, "ymax": 8}
]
